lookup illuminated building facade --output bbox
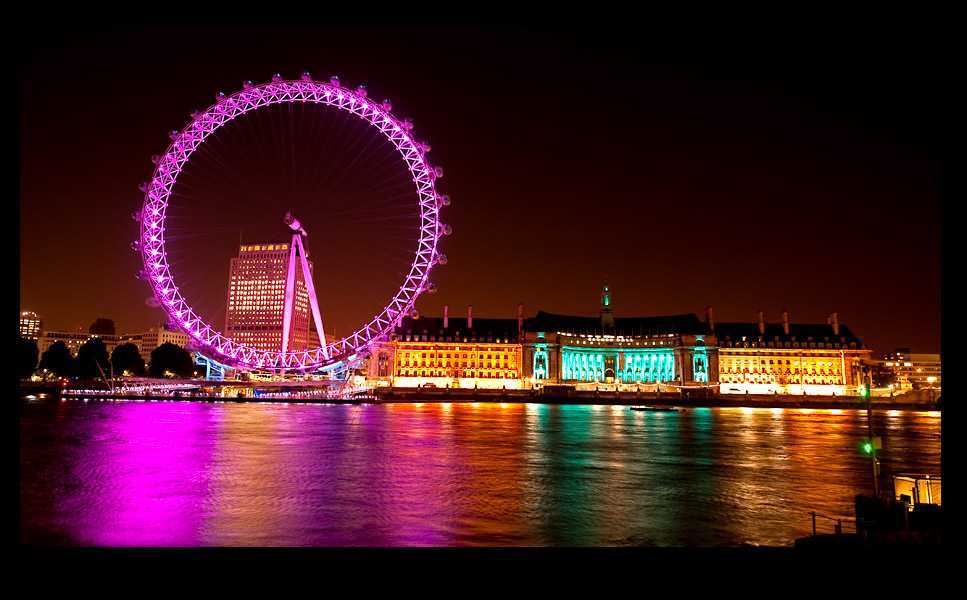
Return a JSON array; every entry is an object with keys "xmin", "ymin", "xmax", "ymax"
[
  {"xmin": 120, "ymin": 323, "xmax": 191, "ymax": 363},
  {"xmin": 38, "ymin": 331, "xmax": 121, "ymax": 357},
  {"xmin": 522, "ymin": 286, "xmax": 715, "ymax": 388},
  {"xmin": 360, "ymin": 288, "xmax": 875, "ymax": 397},
  {"xmin": 714, "ymin": 311, "xmax": 870, "ymax": 395},
  {"xmin": 20, "ymin": 311, "xmax": 42, "ymax": 340},
  {"xmin": 875, "ymin": 348, "xmax": 941, "ymax": 390},
  {"xmin": 367, "ymin": 305, "xmax": 523, "ymax": 389},
  {"xmin": 224, "ymin": 243, "xmax": 312, "ymax": 353}
]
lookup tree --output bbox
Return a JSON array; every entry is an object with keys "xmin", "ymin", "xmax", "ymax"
[
  {"xmin": 111, "ymin": 343, "xmax": 145, "ymax": 376},
  {"xmin": 88, "ymin": 318, "xmax": 116, "ymax": 335},
  {"xmin": 871, "ymin": 365, "xmax": 896, "ymax": 388},
  {"xmin": 149, "ymin": 343, "xmax": 195, "ymax": 378},
  {"xmin": 18, "ymin": 337, "xmax": 39, "ymax": 379},
  {"xmin": 39, "ymin": 341, "xmax": 76, "ymax": 378},
  {"xmin": 77, "ymin": 338, "xmax": 111, "ymax": 379}
]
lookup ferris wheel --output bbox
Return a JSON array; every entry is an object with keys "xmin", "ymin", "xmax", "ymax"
[{"xmin": 134, "ymin": 74, "xmax": 451, "ymax": 373}]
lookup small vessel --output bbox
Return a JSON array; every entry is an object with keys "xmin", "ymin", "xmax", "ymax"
[{"xmin": 629, "ymin": 405, "xmax": 682, "ymax": 412}]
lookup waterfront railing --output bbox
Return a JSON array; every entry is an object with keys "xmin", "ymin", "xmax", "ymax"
[{"xmin": 808, "ymin": 511, "xmax": 857, "ymax": 536}]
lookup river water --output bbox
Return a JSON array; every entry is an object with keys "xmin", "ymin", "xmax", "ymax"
[{"xmin": 19, "ymin": 398, "xmax": 940, "ymax": 547}]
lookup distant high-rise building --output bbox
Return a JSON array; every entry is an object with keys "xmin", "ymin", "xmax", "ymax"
[
  {"xmin": 224, "ymin": 242, "xmax": 313, "ymax": 353},
  {"xmin": 20, "ymin": 311, "xmax": 42, "ymax": 340}
]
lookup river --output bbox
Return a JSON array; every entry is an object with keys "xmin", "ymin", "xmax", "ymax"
[{"xmin": 19, "ymin": 398, "xmax": 940, "ymax": 547}]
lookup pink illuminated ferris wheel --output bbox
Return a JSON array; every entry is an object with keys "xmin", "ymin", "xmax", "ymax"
[{"xmin": 134, "ymin": 74, "xmax": 451, "ymax": 373}]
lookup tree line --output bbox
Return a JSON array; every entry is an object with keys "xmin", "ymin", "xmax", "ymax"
[{"xmin": 17, "ymin": 337, "xmax": 196, "ymax": 380}]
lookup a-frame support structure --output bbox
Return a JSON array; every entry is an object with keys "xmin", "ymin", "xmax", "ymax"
[{"xmin": 281, "ymin": 213, "xmax": 329, "ymax": 359}]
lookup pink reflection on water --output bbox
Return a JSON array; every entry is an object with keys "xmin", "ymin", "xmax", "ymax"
[
  {"xmin": 70, "ymin": 401, "xmax": 216, "ymax": 546},
  {"xmin": 345, "ymin": 403, "xmax": 460, "ymax": 546},
  {"xmin": 194, "ymin": 403, "xmax": 462, "ymax": 546}
]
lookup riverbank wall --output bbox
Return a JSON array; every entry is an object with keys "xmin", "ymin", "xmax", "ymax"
[
  {"xmin": 34, "ymin": 384, "xmax": 940, "ymax": 411},
  {"xmin": 371, "ymin": 387, "xmax": 939, "ymax": 411}
]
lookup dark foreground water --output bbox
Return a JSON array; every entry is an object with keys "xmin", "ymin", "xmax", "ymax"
[{"xmin": 20, "ymin": 399, "xmax": 940, "ymax": 547}]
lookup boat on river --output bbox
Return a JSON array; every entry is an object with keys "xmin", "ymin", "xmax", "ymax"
[{"xmin": 629, "ymin": 405, "xmax": 682, "ymax": 412}]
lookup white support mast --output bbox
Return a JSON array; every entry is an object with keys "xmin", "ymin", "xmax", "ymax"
[{"xmin": 281, "ymin": 212, "xmax": 329, "ymax": 359}]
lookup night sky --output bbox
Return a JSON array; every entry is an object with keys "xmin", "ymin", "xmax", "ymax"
[{"xmin": 18, "ymin": 24, "xmax": 941, "ymax": 353}]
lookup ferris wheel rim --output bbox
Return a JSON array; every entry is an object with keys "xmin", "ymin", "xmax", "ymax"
[{"xmin": 138, "ymin": 77, "xmax": 446, "ymax": 372}]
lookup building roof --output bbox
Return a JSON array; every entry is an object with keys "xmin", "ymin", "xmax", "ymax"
[
  {"xmin": 394, "ymin": 316, "xmax": 520, "ymax": 342},
  {"xmin": 41, "ymin": 330, "xmax": 121, "ymax": 340},
  {"xmin": 391, "ymin": 309, "xmax": 867, "ymax": 349},
  {"xmin": 238, "ymin": 242, "xmax": 291, "ymax": 252},
  {"xmin": 714, "ymin": 322, "xmax": 863, "ymax": 348},
  {"xmin": 524, "ymin": 311, "xmax": 707, "ymax": 336}
]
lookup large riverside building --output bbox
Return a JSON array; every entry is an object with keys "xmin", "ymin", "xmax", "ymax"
[
  {"xmin": 522, "ymin": 286, "xmax": 714, "ymax": 388},
  {"xmin": 224, "ymin": 242, "xmax": 313, "ymax": 353},
  {"xmin": 20, "ymin": 311, "xmax": 42, "ymax": 340},
  {"xmin": 365, "ymin": 287, "xmax": 874, "ymax": 396},
  {"xmin": 366, "ymin": 305, "xmax": 523, "ymax": 389},
  {"xmin": 712, "ymin": 311, "xmax": 870, "ymax": 395}
]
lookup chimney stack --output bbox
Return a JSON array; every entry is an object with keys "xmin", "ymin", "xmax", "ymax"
[
  {"xmin": 443, "ymin": 304, "xmax": 449, "ymax": 329},
  {"xmin": 782, "ymin": 309, "xmax": 789, "ymax": 335},
  {"xmin": 831, "ymin": 312, "xmax": 840, "ymax": 336},
  {"xmin": 467, "ymin": 304, "xmax": 473, "ymax": 329},
  {"xmin": 757, "ymin": 310, "xmax": 765, "ymax": 335},
  {"xmin": 705, "ymin": 306, "xmax": 715, "ymax": 333}
]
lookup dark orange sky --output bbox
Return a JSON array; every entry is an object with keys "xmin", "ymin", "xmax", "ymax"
[{"xmin": 18, "ymin": 24, "xmax": 941, "ymax": 353}]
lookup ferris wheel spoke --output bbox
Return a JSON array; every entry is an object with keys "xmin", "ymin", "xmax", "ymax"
[
  {"xmin": 324, "ymin": 204, "xmax": 418, "ymax": 222},
  {"xmin": 191, "ymin": 128, "xmax": 264, "ymax": 195},
  {"xmin": 302, "ymin": 107, "xmax": 357, "ymax": 199},
  {"xmin": 321, "ymin": 131, "xmax": 396, "ymax": 206},
  {"xmin": 320, "ymin": 184, "xmax": 422, "ymax": 219},
  {"xmin": 349, "ymin": 171, "xmax": 415, "ymax": 205}
]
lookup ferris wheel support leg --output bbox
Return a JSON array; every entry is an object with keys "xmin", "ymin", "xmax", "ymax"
[
  {"xmin": 294, "ymin": 234, "xmax": 329, "ymax": 359},
  {"xmin": 281, "ymin": 239, "xmax": 299, "ymax": 356}
]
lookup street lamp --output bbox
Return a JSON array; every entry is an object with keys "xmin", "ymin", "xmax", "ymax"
[{"xmin": 861, "ymin": 364, "xmax": 881, "ymax": 498}]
